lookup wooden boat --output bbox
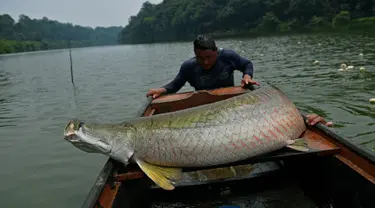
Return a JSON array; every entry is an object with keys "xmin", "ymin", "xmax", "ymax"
[{"xmin": 81, "ymin": 85, "xmax": 375, "ymax": 208}]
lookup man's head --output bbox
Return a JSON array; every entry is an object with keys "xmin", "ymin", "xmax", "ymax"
[{"xmin": 193, "ymin": 35, "xmax": 218, "ymax": 70}]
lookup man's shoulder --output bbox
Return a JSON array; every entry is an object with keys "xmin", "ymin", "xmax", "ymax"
[
  {"xmin": 180, "ymin": 57, "xmax": 198, "ymax": 69},
  {"xmin": 219, "ymin": 48, "xmax": 240, "ymax": 59}
]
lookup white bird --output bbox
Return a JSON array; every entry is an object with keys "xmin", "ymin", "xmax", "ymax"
[
  {"xmin": 339, "ymin": 64, "xmax": 348, "ymax": 71},
  {"xmin": 339, "ymin": 63, "xmax": 354, "ymax": 71}
]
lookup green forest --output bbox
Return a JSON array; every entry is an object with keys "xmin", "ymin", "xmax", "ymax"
[
  {"xmin": 0, "ymin": 14, "xmax": 122, "ymax": 54},
  {"xmin": 2, "ymin": 1, "xmax": 375, "ymax": 54},
  {"xmin": 118, "ymin": 0, "xmax": 375, "ymax": 44}
]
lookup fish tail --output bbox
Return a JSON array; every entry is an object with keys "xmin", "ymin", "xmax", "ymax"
[
  {"xmin": 135, "ymin": 158, "xmax": 182, "ymax": 190},
  {"xmin": 286, "ymin": 138, "xmax": 309, "ymax": 152}
]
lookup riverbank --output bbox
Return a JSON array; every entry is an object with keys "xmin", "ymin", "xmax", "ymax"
[
  {"xmin": 212, "ymin": 16, "xmax": 375, "ymax": 40},
  {"xmin": 119, "ymin": 15, "xmax": 375, "ymax": 45},
  {"xmin": 0, "ymin": 40, "xmax": 120, "ymax": 55},
  {"xmin": 2, "ymin": 15, "xmax": 374, "ymax": 54}
]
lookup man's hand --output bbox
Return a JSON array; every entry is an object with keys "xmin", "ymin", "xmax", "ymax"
[
  {"xmin": 241, "ymin": 74, "xmax": 260, "ymax": 87},
  {"xmin": 306, "ymin": 114, "xmax": 333, "ymax": 127},
  {"xmin": 146, "ymin": 88, "xmax": 167, "ymax": 99}
]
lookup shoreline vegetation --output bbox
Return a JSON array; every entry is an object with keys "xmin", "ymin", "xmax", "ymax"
[
  {"xmin": 2, "ymin": 0, "xmax": 375, "ymax": 55},
  {"xmin": 118, "ymin": 0, "xmax": 375, "ymax": 44},
  {"xmin": 0, "ymin": 14, "xmax": 122, "ymax": 55}
]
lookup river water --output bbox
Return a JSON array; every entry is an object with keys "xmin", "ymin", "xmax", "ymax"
[{"xmin": 0, "ymin": 33, "xmax": 374, "ymax": 207}]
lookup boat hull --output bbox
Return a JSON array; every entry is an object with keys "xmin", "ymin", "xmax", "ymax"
[{"xmin": 80, "ymin": 85, "xmax": 375, "ymax": 208}]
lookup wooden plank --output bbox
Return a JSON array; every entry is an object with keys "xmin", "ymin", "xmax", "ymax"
[
  {"xmin": 95, "ymin": 182, "xmax": 120, "ymax": 208},
  {"xmin": 81, "ymin": 159, "xmax": 114, "ymax": 208},
  {"xmin": 300, "ymin": 113, "xmax": 375, "ymax": 184},
  {"xmin": 114, "ymin": 172, "xmax": 145, "ymax": 181},
  {"xmin": 335, "ymin": 155, "xmax": 375, "ymax": 184},
  {"xmin": 150, "ymin": 87, "xmax": 249, "ymax": 114},
  {"xmin": 151, "ymin": 86, "xmax": 248, "ymax": 104}
]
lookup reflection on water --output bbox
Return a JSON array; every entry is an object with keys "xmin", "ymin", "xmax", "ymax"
[{"xmin": 0, "ymin": 34, "xmax": 374, "ymax": 207}]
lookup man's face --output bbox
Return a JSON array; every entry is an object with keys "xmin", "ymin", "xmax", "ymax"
[{"xmin": 194, "ymin": 49, "xmax": 217, "ymax": 70}]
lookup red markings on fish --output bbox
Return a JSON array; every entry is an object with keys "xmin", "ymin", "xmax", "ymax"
[
  {"xmin": 273, "ymin": 123, "xmax": 284, "ymax": 137},
  {"xmin": 168, "ymin": 140, "xmax": 178, "ymax": 157},
  {"xmin": 283, "ymin": 117, "xmax": 292, "ymax": 128},
  {"xmin": 268, "ymin": 110, "xmax": 287, "ymax": 137},
  {"xmin": 286, "ymin": 116, "xmax": 296, "ymax": 126},
  {"xmin": 250, "ymin": 141, "xmax": 257, "ymax": 148},
  {"xmin": 260, "ymin": 131, "xmax": 272, "ymax": 142},
  {"xmin": 229, "ymin": 141, "xmax": 241, "ymax": 150},
  {"xmin": 268, "ymin": 129, "xmax": 278, "ymax": 139},
  {"xmin": 253, "ymin": 135, "xmax": 263, "ymax": 144},
  {"xmin": 244, "ymin": 135, "xmax": 258, "ymax": 148},
  {"xmin": 274, "ymin": 115, "xmax": 288, "ymax": 132},
  {"xmin": 222, "ymin": 143, "xmax": 230, "ymax": 151},
  {"xmin": 239, "ymin": 139, "xmax": 251, "ymax": 150}
]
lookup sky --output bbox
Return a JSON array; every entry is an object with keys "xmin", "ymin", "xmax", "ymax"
[{"xmin": 0, "ymin": 0, "xmax": 162, "ymax": 28}]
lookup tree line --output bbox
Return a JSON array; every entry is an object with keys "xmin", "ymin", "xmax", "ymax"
[
  {"xmin": 0, "ymin": 14, "xmax": 123, "ymax": 54},
  {"xmin": 118, "ymin": 0, "xmax": 375, "ymax": 44}
]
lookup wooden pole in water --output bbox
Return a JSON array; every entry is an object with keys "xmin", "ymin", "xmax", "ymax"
[
  {"xmin": 68, "ymin": 40, "xmax": 75, "ymax": 86},
  {"xmin": 67, "ymin": 40, "xmax": 78, "ymax": 112}
]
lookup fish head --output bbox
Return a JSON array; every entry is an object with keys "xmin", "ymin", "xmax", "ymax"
[{"xmin": 64, "ymin": 119, "xmax": 111, "ymax": 154}]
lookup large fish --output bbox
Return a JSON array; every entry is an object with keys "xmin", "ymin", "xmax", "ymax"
[{"xmin": 63, "ymin": 85, "xmax": 308, "ymax": 190}]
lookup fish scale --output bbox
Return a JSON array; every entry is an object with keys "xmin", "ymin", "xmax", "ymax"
[
  {"xmin": 64, "ymin": 85, "xmax": 307, "ymax": 190},
  {"xmin": 128, "ymin": 86, "xmax": 305, "ymax": 167},
  {"xmin": 64, "ymin": 86, "xmax": 312, "ymax": 190}
]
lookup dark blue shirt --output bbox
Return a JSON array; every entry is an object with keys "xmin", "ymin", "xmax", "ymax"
[{"xmin": 163, "ymin": 49, "xmax": 254, "ymax": 93}]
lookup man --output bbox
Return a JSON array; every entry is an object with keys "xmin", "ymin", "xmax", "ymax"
[
  {"xmin": 146, "ymin": 34, "xmax": 257, "ymax": 98},
  {"xmin": 146, "ymin": 34, "xmax": 332, "ymax": 127}
]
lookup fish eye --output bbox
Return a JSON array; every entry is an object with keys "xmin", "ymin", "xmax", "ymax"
[{"xmin": 78, "ymin": 122, "xmax": 84, "ymax": 129}]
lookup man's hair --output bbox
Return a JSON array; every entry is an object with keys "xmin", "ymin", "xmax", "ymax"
[{"xmin": 193, "ymin": 34, "xmax": 217, "ymax": 51}]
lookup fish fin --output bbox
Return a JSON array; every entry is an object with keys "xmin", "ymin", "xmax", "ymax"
[
  {"xmin": 286, "ymin": 138, "xmax": 309, "ymax": 152},
  {"xmin": 135, "ymin": 159, "xmax": 182, "ymax": 190}
]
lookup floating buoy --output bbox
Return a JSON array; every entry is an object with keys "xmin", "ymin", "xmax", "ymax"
[
  {"xmin": 359, "ymin": 67, "xmax": 365, "ymax": 72},
  {"xmin": 370, "ymin": 98, "xmax": 375, "ymax": 103},
  {"xmin": 313, "ymin": 60, "xmax": 319, "ymax": 65}
]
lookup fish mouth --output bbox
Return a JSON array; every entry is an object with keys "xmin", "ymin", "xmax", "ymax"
[
  {"xmin": 64, "ymin": 134, "xmax": 80, "ymax": 143},
  {"xmin": 64, "ymin": 119, "xmax": 84, "ymax": 142}
]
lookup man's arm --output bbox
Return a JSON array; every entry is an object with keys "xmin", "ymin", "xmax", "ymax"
[
  {"xmin": 147, "ymin": 63, "xmax": 190, "ymax": 98},
  {"xmin": 162, "ymin": 65, "xmax": 188, "ymax": 94}
]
